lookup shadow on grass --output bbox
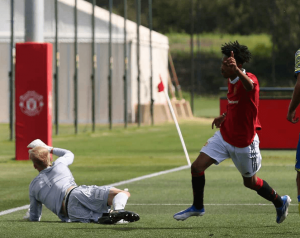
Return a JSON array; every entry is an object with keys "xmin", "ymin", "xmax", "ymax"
[
  {"xmin": 2, "ymin": 220, "xmax": 64, "ymax": 224},
  {"xmin": 3, "ymin": 220, "xmax": 298, "ymax": 236},
  {"xmin": 0, "ymin": 157, "xmax": 15, "ymax": 163},
  {"xmin": 68, "ymin": 226, "xmax": 300, "ymax": 237},
  {"xmin": 70, "ymin": 227, "xmax": 197, "ymax": 231}
]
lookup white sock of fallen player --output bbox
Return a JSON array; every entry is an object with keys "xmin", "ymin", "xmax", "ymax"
[
  {"xmin": 112, "ymin": 192, "xmax": 129, "ymax": 210},
  {"xmin": 112, "ymin": 192, "xmax": 130, "ymax": 224}
]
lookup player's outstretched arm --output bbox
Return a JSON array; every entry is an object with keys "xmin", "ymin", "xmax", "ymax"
[
  {"xmin": 227, "ymin": 51, "xmax": 253, "ymax": 91},
  {"xmin": 53, "ymin": 148, "xmax": 75, "ymax": 166},
  {"xmin": 287, "ymin": 73, "xmax": 300, "ymax": 123}
]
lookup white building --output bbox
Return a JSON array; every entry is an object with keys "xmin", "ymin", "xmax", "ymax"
[{"xmin": 0, "ymin": 0, "xmax": 169, "ymax": 124}]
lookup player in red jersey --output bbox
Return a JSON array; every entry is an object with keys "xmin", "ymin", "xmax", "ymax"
[{"xmin": 174, "ymin": 41, "xmax": 290, "ymax": 224}]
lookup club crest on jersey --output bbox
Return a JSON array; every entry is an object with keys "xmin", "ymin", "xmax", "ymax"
[{"xmin": 19, "ymin": 91, "xmax": 44, "ymax": 116}]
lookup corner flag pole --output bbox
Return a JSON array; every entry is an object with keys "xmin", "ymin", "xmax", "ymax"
[{"xmin": 158, "ymin": 75, "xmax": 191, "ymax": 166}]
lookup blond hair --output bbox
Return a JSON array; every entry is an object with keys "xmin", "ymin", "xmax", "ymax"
[{"xmin": 29, "ymin": 146, "xmax": 51, "ymax": 168}]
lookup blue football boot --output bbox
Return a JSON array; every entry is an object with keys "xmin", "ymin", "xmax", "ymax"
[
  {"xmin": 276, "ymin": 195, "xmax": 291, "ymax": 224},
  {"xmin": 173, "ymin": 205, "xmax": 205, "ymax": 221}
]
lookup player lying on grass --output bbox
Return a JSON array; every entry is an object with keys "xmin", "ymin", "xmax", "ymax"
[
  {"xmin": 174, "ymin": 41, "xmax": 291, "ymax": 224},
  {"xmin": 24, "ymin": 139, "xmax": 140, "ymax": 224}
]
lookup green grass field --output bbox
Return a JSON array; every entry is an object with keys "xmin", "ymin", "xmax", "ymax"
[
  {"xmin": 0, "ymin": 121, "xmax": 298, "ymax": 238},
  {"xmin": 179, "ymin": 92, "xmax": 220, "ymax": 118}
]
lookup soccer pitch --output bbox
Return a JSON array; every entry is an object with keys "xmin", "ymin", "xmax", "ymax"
[{"xmin": 0, "ymin": 121, "xmax": 299, "ymax": 238}]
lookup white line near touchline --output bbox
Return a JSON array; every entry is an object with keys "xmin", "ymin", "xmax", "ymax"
[
  {"xmin": 1, "ymin": 202, "xmax": 296, "ymax": 217},
  {"xmin": 108, "ymin": 165, "xmax": 189, "ymax": 187},
  {"xmin": 0, "ymin": 205, "xmax": 30, "ymax": 216},
  {"xmin": 0, "ymin": 165, "xmax": 190, "ymax": 217}
]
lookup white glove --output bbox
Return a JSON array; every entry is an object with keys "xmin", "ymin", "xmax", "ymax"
[
  {"xmin": 27, "ymin": 139, "xmax": 53, "ymax": 153},
  {"xmin": 23, "ymin": 208, "xmax": 30, "ymax": 220}
]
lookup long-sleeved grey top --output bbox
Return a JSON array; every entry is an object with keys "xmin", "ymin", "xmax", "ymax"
[{"xmin": 29, "ymin": 148, "xmax": 77, "ymax": 222}]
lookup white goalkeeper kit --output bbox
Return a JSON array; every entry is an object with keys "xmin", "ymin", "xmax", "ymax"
[
  {"xmin": 29, "ymin": 147, "xmax": 113, "ymax": 223},
  {"xmin": 29, "ymin": 148, "xmax": 77, "ymax": 221}
]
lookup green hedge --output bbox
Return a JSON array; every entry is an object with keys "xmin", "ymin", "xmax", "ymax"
[{"xmin": 169, "ymin": 33, "xmax": 296, "ymax": 94}]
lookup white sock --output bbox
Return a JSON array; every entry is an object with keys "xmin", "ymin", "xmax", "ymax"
[{"xmin": 112, "ymin": 192, "xmax": 129, "ymax": 210}]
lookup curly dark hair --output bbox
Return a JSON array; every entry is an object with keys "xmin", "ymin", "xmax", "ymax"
[{"xmin": 221, "ymin": 41, "xmax": 251, "ymax": 64}]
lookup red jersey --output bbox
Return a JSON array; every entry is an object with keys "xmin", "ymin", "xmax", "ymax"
[{"xmin": 220, "ymin": 72, "xmax": 261, "ymax": 148}]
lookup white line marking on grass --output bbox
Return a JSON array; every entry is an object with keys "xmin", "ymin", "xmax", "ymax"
[
  {"xmin": 0, "ymin": 165, "xmax": 190, "ymax": 216},
  {"xmin": 0, "ymin": 205, "xmax": 29, "ymax": 216},
  {"xmin": 107, "ymin": 165, "xmax": 190, "ymax": 187}
]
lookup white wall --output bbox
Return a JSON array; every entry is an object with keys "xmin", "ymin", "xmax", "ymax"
[{"xmin": 0, "ymin": 0, "xmax": 169, "ymax": 123}]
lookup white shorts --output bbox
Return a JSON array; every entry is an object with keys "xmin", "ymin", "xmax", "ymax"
[
  {"xmin": 67, "ymin": 185, "xmax": 112, "ymax": 223},
  {"xmin": 200, "ymin": 130, "xmax": 261, "ymax": 177}
]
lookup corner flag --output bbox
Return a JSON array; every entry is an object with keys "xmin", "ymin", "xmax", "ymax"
[{"xmin": 158, "ymin": 75, "xmax": 191, "ymax": 166}]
